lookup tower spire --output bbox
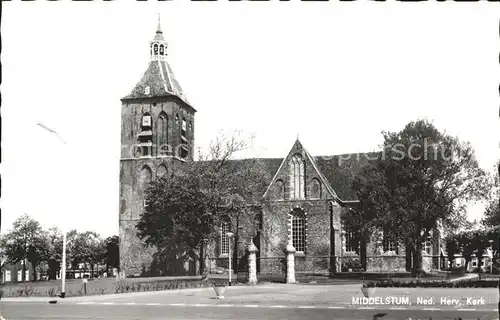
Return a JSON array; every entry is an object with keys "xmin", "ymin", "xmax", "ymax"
[
  {"xmin": 156, "ymin": 13, "xmax": 162, "ymax": 35},
  {"xmin": 153, "ymin": 13, "xmax": 165, "ymax": 41}
]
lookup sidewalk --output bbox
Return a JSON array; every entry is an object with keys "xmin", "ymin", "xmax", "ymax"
[{"xmin": 449, "ymin": 273, "xmax": 479, "ymax": 282}]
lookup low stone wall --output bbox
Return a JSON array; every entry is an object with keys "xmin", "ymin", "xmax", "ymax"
[
  {"xmin": 259, "ymin": 257, "xmax": 286, "ymax": 274},
  {"xmin": 366, "ymin": 255, "xmax": 406, "ymax": 272},
  {"xmin": 294, "ymin": 256, "xmax": 330, "ymax": 274}
]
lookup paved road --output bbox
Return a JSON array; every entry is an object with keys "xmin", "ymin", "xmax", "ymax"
[
  {"xmin": 1, "ymin": 284, "xmax": 498, "ymax": 320},
  {"xmin": 0, "ymin": 302, "xmax": 498, "ymax": 320}
]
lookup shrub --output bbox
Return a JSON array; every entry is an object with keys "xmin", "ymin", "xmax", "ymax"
[
  {"xmin": 342, "ymin": 257, "xmax": 362, "ymax": 272},
  {"xmin": 367, "ymin": 279, "xmax": 498, "ymax": 288}
]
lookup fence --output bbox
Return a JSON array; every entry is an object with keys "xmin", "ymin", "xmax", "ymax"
[
  {"xmin": 206, "ymin": 256, "xmax": 248, "ymax": 283},
  {"xmin": 207, "ymin": 255, "xmax": 440, "ymax": 284},
  {"xmin": 206, "ymin": 255, "xmax": 356, "ymax": 283},
  {"xmin": 256, "ymin": 257, "xmax": 287, "ymax": 283}
]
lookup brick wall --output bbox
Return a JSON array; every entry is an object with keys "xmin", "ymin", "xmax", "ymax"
[
  {"xmin": 119, "ymin": 96, "xmax": 195, "ymax": 277},
  {"xmin": 366, "ymin": 256, "xmax": 406, "ymax": 272}
]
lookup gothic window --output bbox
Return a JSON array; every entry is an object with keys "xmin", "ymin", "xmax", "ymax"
[
  {"xmin": 344, "ymin": 223, "xmax": 357, "ymax": 253},
  {"xmin": 310, "ymin": 178, "xmax": 321, "ymax": 199},
  {"xmin": 220, "ymin": 222, "xmax": 230, "ymax": 256},
  {"xmin": 153, "ymin": 43, "xmax": 158, "ymax": 55},
  {"xmin": 290, "ymin": 154, "xmax": 305, "ymax": 200},
  {"xmin": 289, "ymin": 209, "xmax": 306, "ymax": 253},
  {"xmin": 159, "ymin": 44, "xmax": 164, "ymax": 56},
  {"xmin": 273, "ymin": 179, "xmax": 285, "ymax": 200},
  {"xmin": 383, "ymin": 232, "xmax": 398, "ymax": 254},
  {"xmin": 157, "ymin": 113, "xmax": 168, "ymax": 156},
  {"xmin": 181, "ymin": 117, "xmax": 187, "ymax": 141},
  {"xmin": 179, "ymin": 117, "xmax": 188, "ymax": 158},
  {"xmin": 157, "ymin": 164, "xmax": 167, "ymax": 178}
]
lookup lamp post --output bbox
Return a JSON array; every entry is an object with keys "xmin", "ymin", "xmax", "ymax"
[
  {"xmin": 489, "ymin": 239, "xmax": 494, "ymax": 274},
  {"xmin": 36, "ymin": 123, "xmax": 67, "ymax": 298},
  {"xmin": 226, "ymin": 232, "xmax": 234, "ymax": 286},
  {"xmin": 341, "ymin": 230, "xmax": 346, "ymax": 272}
]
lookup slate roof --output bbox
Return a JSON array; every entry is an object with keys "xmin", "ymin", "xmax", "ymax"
[
  {"xmin": 122, "ymin": 60, "xmax": 192, "ymax": 108},
  {"xmin": 219, "ymin": 152, "xmax": 379, "ymax": 202}
]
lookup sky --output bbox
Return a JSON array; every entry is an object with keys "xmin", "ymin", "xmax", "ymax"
[{"xmin": 1, "ymin": 1, "xmax": 499, "ymax": 238}]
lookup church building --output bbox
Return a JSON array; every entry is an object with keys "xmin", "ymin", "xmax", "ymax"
[{"xmin": 118, "ymin": 19, "xmax": 443, "ymax": 278}]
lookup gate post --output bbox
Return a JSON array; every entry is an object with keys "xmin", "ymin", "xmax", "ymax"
[
  {"xmin": 285, "ymin": 241, "xmax": 296, "ymax": 284},
  {"xmin": 247, "ymin": 240, "xmax": 258, "ymax": 285}
]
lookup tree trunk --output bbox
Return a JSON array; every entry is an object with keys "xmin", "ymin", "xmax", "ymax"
[
  {"xmin": 32, "ymin": 263, "xmax": 38, "ymax": 281},
  {"xmin": 360, "ymin": 234, "xmax": 367, "ymax": 271},
  {"xmin": 406, "ymin": 244, "xmax": 413, "ymax": 272},
  {"xmin": 22, "ymin": 260, "xmax": 26, "ymax": 282},
  {"xmin": 91, "ymin": 264, "xmax": 94, "ymax": 278},
  {"xmin": 199, "ymin": 241, "xmax": 205, "ymax": 276},
  {"xmin": 411, "ymin": 244, "xmax": 423, "ymax": 277}
]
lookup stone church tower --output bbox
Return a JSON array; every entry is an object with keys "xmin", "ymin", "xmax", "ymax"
[{"xmin": 118, "ymin": 17, "xmax": 196, "ymax": 276}]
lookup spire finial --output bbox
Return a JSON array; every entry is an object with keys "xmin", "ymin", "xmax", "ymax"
[{"xmin": 156, "ymin": 13, "xmax": 162, "ymax": 34}]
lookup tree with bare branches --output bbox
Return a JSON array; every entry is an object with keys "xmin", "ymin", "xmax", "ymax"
[{"xmin": 137, "ymin": 131, "xmax": 271, "ymax": 276}]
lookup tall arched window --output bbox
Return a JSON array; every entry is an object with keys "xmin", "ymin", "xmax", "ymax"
[
  {"xmin": 383, "ymin": 228, "xmax": 399, "ymax": 254},
  {"xmin": 344, "ymin": 222, "xmax": 358, "ymax": 253},
  {"xmin": 310, "ymin": 178, "xmax": 321, "ymax": 199},
  {"xmin": 159, "ymin": 44, "xmax": 164, "ymax": 56},
  {"xmin": 153, "ymin": 43, "xmax": 158, "ymax": 55},
  {"xmin": 289, "ymin": 209, "xmax": 306, "ymax": 253},
  {"xmin": 289, "ymin": 154, "xmax": 305, "ymax": 200},
  {"xmin": 220, "ymin": 222, "xmax": 230, "ymax": 256},
  {"xmin": 157, "ymin": 113, "xmax": 168, "ymax": 156},
  {"xmin": 274, "ymin": 180, "xmax": 285, "ymax": 200}
]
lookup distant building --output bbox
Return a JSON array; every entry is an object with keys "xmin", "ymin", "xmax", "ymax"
[
  {"xmin": 449, "ymin": 250, "xmax": 493, "ymax": 272},
  {"xmin": 1, "ymin": 260, "xmax": 38, "ymax": 283}
]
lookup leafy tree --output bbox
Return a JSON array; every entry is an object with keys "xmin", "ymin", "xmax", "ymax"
[
  {"xmin": 481, "ymin": 161, "xmax": 499, "ymax": 228},
  {"xmin": 46, "ymin": 227, "xmax": 63, "ymax": 280},
  {"xmin": 104, "ymin": 236, "xmax": 120, "ymax": 274},
  {"xmin": 88, "ymin": 236, "xmax": 106, "ymax": 277},
  {"xmin": 1, "ymin": 214, "xmax": 50, "ymax": 281},
  {"xmin": 353, "ymin": 119, "xmax": 489, "ymax": 275},
  {"xmin": 67, "ymin": 231, "xmax": 105, "ymax": 277},
  {"xmin": 137, "ymin": 132, "xmax": 270, "ymax": 275},
  {"xmin": 445, "ymin": 234, "xmax": 460, "ymax": 268}
]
